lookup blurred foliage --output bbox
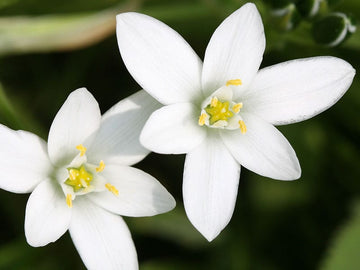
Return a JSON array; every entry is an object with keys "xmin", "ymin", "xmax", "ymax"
[
  {"xmin": 320, "ymin": 201, "xmax": 360, "ymax": 270},
  {"xmin": 0, "ymin": 0, "xmax": 359, "ymax": 269},
  {"xmin": 0, "ymin": 5, "xmax": 125, "ymax": 55}
]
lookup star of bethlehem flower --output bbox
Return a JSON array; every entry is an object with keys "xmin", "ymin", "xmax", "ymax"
[
  {"xmin": 0, "ymin": 88, "xmax": 175, "ymax": 269},
  {"xmin": 116, "ymin": 3, "xmax": 355, "ymax": 241}
]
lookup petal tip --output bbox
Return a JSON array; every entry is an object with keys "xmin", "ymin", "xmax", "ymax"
[
  {"xmin": 116, "ymin": 12, "xmax": 136, "ymax": 24},
  {"xmin": 25, "ymin": 228, "xmax": 48, "ymax": 248},
  {"xmin": 240, "ymin": 2, "xmax": 261, "ymax": 17},
  {"xmin": 186, "ymin": 207, "xmax": 225, "ymax": 242},
  {"xmin": 68, "ymin": 87, "xmax": 94, "ymax": 102},
  {"xmin": 340, "ymin": 59, "xmax": 356, "ymax": 76},
  {"xmin": 168, "ymin": 196, "xmax": 176, "ymax": 211},
  {"xmin": 286, "ymin": 163, "xmax": 302, "ymax": 181},
  {"xmin": 242, "ymin": 2, "xmax": 257, "ymax": 9},
  {"xmin": 292, "ymin": 168, "xmax": 302, "ymax": 181},
  {"xmin": 200, "ymin": 228, "xmax": 221, "ymax": 242},
  {"xmin": 73, "ymin": 87, "xmax": 89, "ymax": 95},
  {"xmin": 349, "ymin": 66, "xmax": 356, "ymax": 77},
  {"xmin": 139, "ymin": 128, "xmax": 151, "ymax": 150},
  {"xmin": 156, "ymin": 189, "xmax": 177, "ymax": 214}
]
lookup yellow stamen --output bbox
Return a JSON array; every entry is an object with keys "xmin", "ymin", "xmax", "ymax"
[
  {"xmin": 76, "ymin": 144, "xmax": 87, "ymax": 156},
  {"xmin": 210, "ymin": 97, "xmax": 218, "ymax": 107},
  {"xmin": 232, "ymin": 103, "xmax": 243, "ymax": 113},
  {"xmin": 226, "ymin": 79, "xmax": 242, "ymax": 86},
  {"xmin": 238, "ymin": 120, "xmax": 247, "ymax": 134},
  {"xmin": 198, "ymin": 113, "xmax": 207, "ymax": 126},
  {"xmin": 96, "ymin": 160, "xmax": 105, "ymax": 173},
  {"xmin": 66, "ymin": 194, "xmax": 72, "ymax": 208},
  {"xmin": 105, "ymin": 183, "xmax": 119, "ymax": 196}
]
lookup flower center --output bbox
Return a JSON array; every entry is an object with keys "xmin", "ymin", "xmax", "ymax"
[
  {"xmin": 205, "ymin": 98, "xmax": 234, "ymax": 125},
  {"xmin": 63, "ymin": 144, "xmax": 118, "ymax": 208},
  {"xmin": 65, "ymin": 165, "xmax": 93, "ymax": 192},
  {"xmin": 198, "ymin": 79, "xmax": 247, "ymax": 133}
]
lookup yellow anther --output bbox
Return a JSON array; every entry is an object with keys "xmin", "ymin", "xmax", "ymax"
[
  {"xmin": 232, "ymin": 103, "xmax": 243, "ymax": 113},
  {"xmin": 198, "ymin": 113, "xmax": 207, "ymax": 126},
  {"xmin": 238, "ymin": 120, "xmax": 247, "ymax": 134},
  {"xmin": 210, "ymin": 97, "xmax": 218, "ymax": 107},
  {"xmin": 66, "ymin": 194, "xmax": 72, "ymax": 208},
  {"xmin": 105, "ymin": 183, "xmax": 119, "ymax": 196},
  {"xmin": 76, "ymin": 144, "xmax": 87, "ymax": 157},
  {"xmin": 226, "ymin": 79, "xmax": 242, "ymax": 86},
  {"xmin": 96, "ymin": 160, "xmax": 105, "ymax": 173}
]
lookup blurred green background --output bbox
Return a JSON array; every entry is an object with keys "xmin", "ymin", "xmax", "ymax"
[{"xmin": 0, "ymin": 0, "xmax": 359, "ymax": 269}]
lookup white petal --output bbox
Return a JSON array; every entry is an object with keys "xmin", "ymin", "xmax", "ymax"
[
  {"xmin": 201, "ymin": 86, "xmax": 233, "ymax": 108},
  {"xmin": 221, "ymin": 113, "xmax": 301, "ymax": 180},
  {"xmin": 183, "ymin": 134, "xmax": 240, "ymax": 241},
  {"xmin": 116, "ymin": 12, "xmax": 203, "ymax": 105},
  {"xmin": 243, "ymin": 57, "xmax": 356, "ymax": 125},
  {"xmin": 202, "ymin": 3, "xmax": 265, "ymax": 98},
  {"xmin": 140, "ymin": 103, "xmax": 207, "ymax": 154},
  {"xmin": 48, "ymin": 88, "xmax": 101, "ymax": 166},
  {"xmin": 226, "ymin": 114, "xmax": 243, "ymax": 130},
  {"xmin": 88, "ymin": 165, "xmax": 175, "ymax": 217},
  {"xmin": 25, "ymin": 179, "xmax": 71, "ymax": 247},
  {"xmin": 87, "ymin": 90, "xmax": 161, "ymax": 166},
  {"xmin": 0, "ymin": 124, "xmax": 51, "ymax": 193},
  {"xmin": 69, "ymin": 197, "xmax": 138, "ymax": 270}
]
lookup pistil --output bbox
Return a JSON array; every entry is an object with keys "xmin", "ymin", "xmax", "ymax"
[{"xmin": 205, "ymin": 100, "xmax": 234, "ymax": 125}]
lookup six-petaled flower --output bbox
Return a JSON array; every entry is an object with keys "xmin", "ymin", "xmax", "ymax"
[
  {"xmin": 0, "ymin": 88, "xmax": 175, "ymax": 270},
  {"xmin": 116, "ymin": 3, "xmax": 355, "ymax": 241}
]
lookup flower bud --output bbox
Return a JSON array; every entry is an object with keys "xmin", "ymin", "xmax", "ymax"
[
  {"xmin": 271, "ymin": 3, "xmax": 302, "ymax": 31},
  {"xmin": 312, "ymin": 13, "xmax": 357, "ymax": 47},
  {"xmin": 297, "ymin": 0, "xmax": 328, "ymax": 18}
]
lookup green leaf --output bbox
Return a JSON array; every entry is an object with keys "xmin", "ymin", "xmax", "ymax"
[
  {"xmin": 0, "ymin": 1, "xmax": 138, "ymax": 55},
  {"xmin": 321, "ymin": 201, "xmax": 360, "ymax": 270},
  {"xmin": 126, "ymin": 206, "xmax": 207, "ymax": 248},
  {"xmin": 0, "ymin": 83, "xmax": 46, "ymax": 135},
  {"xmin": 0, "ymin": 0, "xmax": 19, "ymax": 9},
  {"xmin": 141, "ymin": 260, "xmax": 191, "ymax": 270},
  {"xmin": 0, "ymin": 83, "xmax": 23, "ymax": 128}
]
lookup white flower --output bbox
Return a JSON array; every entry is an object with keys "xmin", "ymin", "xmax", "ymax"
[
  {"xmin": 0, "ymin": 88, "xmax": 175, "ymax": 269},
  {"xmin": 116, "ymin": 3, "xmax": 355, "ymax": 241}
]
